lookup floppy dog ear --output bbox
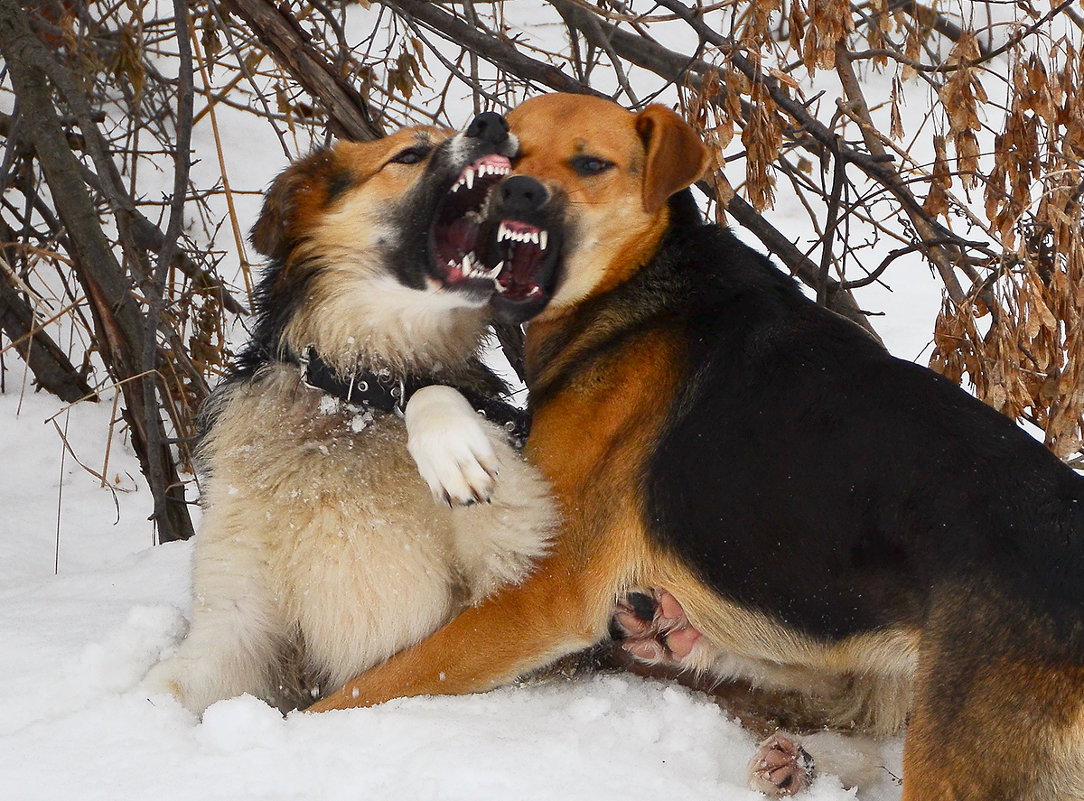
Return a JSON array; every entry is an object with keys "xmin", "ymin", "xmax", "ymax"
[
  {"xmin": 250, "ymin": 148, "xmax": 342, "ymax": 260},
  {"xmin": 635, "ymin": 106, "xmax": 711, "ymax": 214},
  {"xmin": 250, "ymin": 162, "xmax": 305, "ymax": 260}
]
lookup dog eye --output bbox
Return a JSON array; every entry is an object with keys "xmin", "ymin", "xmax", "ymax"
[
  {"xmin": 389, "ymin": 146, "xmax": 432, "ymax": 165},
  {"xmin": 570, "ymin": 156, "xmax": 614, "ymax": 176}
]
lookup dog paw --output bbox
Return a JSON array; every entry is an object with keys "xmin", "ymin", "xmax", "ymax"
[
  {"xmin": 140, "ymin": 658, "xmax": 191, "ymax": 707},
  {"xmin": 405, "ymin": 385, "xmax": 499, "ymax": 506},
  {"xmin": 748, "ymin": 733, "xmax": 816, "ymax": 796},
  {"xmin": 611, "ymin": 589, "xmax": 701, "ymax": 665}
]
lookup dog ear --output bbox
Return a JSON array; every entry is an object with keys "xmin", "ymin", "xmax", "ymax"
[
  {"xmin": 635, "ymin": 106, "xmax": 710, "ymax": 214},
  {"xmin": 250, "ymin": 148, "xmax": 339, "ymax": 260},
  {"xmin": 250, "ymin": 161, "xmax": 305, "ymax": 260}
]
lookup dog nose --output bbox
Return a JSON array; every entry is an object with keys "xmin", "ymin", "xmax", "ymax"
[
  {"xmin": 499, "ymin": 175, "xmax": 548, "ymax": 216},
  {"xmin": 465, "ymin": 112, "xmax": 509, "ymax": 145}
]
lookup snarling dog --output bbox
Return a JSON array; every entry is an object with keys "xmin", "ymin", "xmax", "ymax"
[
  {"xmin": 311, "ymin": 94, "xmax": 1084, "ymax": 801},
  {"xmin": 142, "ymin": 114, "xmax": 557, "ymax": 714}
]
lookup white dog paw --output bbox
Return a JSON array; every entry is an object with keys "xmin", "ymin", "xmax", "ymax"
[
  {"xmin": 140, "ymin": 658, "xmax": 188, "ymax": 705},
  {"xmin": 406, "ymin": 385, "xmax": 500, "ymax": 506}
]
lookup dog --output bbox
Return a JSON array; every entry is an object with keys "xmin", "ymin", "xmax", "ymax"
[
  {"xmin": 309, "ymin": 94, "xmax": 1084, "ymax": 801},
  {"xmin": 141, "ymin": 114, "xmax": 557, "ymax": 714}
]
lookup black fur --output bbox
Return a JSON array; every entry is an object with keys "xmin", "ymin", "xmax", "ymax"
[{"xmin": 624, "ymin": 196, "xmax": 1084, "ymax": 649}]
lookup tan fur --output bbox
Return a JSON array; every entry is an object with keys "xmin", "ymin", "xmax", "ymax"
[
  {"xmin": 507, "ymin": 95, "xmax": 708, "ymax": 317},
  {"xmin": 643, "ymin": 552, "xmax": 916, "ymax": 736},
  {"xmin": 142, "ymin": 129, "xmax": 557, "ymax": 713}
]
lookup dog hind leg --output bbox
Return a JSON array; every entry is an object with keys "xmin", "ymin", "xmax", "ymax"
[{"xmin": 904, "ymin": 590, "xmax": 1084, "ymax": 801}]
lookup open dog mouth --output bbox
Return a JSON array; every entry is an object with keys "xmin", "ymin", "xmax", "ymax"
[
  {"xmin": 487, "ymin": 218, "xmax": 559, "ymax": 321},
  {"xmin": 493, "ymin": 221, "xmax": 549, "ymax": 301},
  {"xmin": 429, "ymin": 154, "xmax": 511, "ymax": 287}
]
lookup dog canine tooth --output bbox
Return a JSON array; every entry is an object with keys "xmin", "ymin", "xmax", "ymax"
[
  {"xmin": 464, "ymin": 167, "xmax": 475, "ymax": 190},
  {"xmin": 539, "ymin": 230, "xmax": 548, "ymax": 250}
]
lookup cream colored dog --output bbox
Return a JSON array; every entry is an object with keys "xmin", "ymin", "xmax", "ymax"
[{"xmin": 142, "ymin": 115, "xmax": 556, "ymax": 713}]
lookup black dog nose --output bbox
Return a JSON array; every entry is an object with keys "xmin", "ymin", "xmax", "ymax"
[
  {"xmin": 465, "ymin": 111, "xmax": 509, "ymax": 145},
  {"xmin": 499, "ymin": 175, "xmax": 548, "ymax": 216}
]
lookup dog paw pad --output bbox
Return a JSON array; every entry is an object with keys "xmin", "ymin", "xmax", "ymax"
[
  {"xmin": 611, "ymin": 589, "xmax": 701, "ymax": 665},
  {"xmin": 748, "ymin": 733, "xmax": 816, "ymax": 796}
]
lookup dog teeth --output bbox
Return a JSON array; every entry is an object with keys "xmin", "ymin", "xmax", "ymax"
[
  {"xmin": 452, "ymin": 251, "xmax": 496, "ymax": 281},
  {"xmin": 481, "ymin": 259, "xmax": 504, "ymax": 280},
  {"xmin": 451, "ymin": 161, "xmax": 510, "ymax": 193},
  {"xmin": 497, "ymin": 222, "xmax": 549, "ymax": 249}
]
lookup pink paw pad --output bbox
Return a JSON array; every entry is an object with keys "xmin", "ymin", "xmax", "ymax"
[
  {"xmin": 611, "ymin": 589, "xmax": 702, "ymax": 665},
  {"xmin": 748, "ymin": 733, "xmax": 816, "ymax": 796}
]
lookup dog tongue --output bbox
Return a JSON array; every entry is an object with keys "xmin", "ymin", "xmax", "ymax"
[
  {"xmin": 444, "ymin": 216, "xmax": 479, "ymax": 257},
  {"xmin": 498, "ymin": 239, "xmax": 544, "ymax": 300}
]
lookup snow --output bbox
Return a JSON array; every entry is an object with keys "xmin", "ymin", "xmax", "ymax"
[
  {"xmin": 0, "ymin": 3, "xmax": 970, "ymax": 798},
  {"xmin": 0, "ymin": 395, "xmax": 905, "ymax": 799}
]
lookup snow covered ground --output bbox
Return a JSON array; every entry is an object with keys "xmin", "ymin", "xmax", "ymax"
[{"xmin": 0, "ymin": 385, "xmax": 906, "ymax": 800}]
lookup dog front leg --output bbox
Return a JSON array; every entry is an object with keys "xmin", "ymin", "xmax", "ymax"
[
  {"xmin": 307, "ymin": 557, "xmax": 604, "ymax": 710},
  {"xmin": 406, "ymin": 385, "xmax": 500, "ymax": 506}
]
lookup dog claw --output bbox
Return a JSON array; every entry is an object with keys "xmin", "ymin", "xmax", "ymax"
[{"xmin": 406, "ymin": 386, "xmax": 502, "ymax": 508}]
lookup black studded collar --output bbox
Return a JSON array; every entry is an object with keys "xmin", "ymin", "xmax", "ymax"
[{"xmin": 289, "ymin": 346, "xmax": 532, "ymax": 446}]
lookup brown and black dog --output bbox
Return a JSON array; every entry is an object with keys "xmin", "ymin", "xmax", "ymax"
[{"xmin": 311, "ymin": 94, "xmax": 1084, "ymax": 801}]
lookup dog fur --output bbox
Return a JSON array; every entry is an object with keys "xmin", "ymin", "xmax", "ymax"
[
  {"xmin": 310, "ymin": 94, "xmax": 1084, "ymax": 801},
  {"xmin": 142, "ymin": 120, "xmax": 557, "ymax": 714}
]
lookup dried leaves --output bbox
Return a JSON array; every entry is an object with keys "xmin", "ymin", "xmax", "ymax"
[
  {"xmin": 684, "ymin": 0, "xmax": 1084, "ymax": 462},
  {"xmin": 931, "ymin": 33, "xmax": 1084, "ymax": 460},
  {"xmin": 7, "ymin": 0, "xmax": 1084, "ymax": 466}
]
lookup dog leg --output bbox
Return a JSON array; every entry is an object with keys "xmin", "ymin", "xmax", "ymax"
[
  {"xmin": 406, "ymin": 385, "xmax": 499, "ymax": 506},
  {"xmin": 141, "ymin": 515, "xmax": 282, "ymax": 714},
  {"xmin": 306, "ymin": 550, "xmax": 610, "ymax": 711},
  {"xmin": 901, "ymin": 588, "xmax": 1084, "ymax": 801},
  {"xmin": 449, "ymin": 431, "xmax": 558, "ymax": 604},
  {"xmin": 612, "ymin": 589, "xmax": 702, "ymax": 666}
]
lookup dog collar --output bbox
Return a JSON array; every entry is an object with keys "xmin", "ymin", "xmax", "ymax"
[
  {"xmin": 292, "ymin": 346, "xmax": 532, "ymax": 445},
  {"xmin": 297, "ymin": 346, "xmax": 420, "ymax": 415}
]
